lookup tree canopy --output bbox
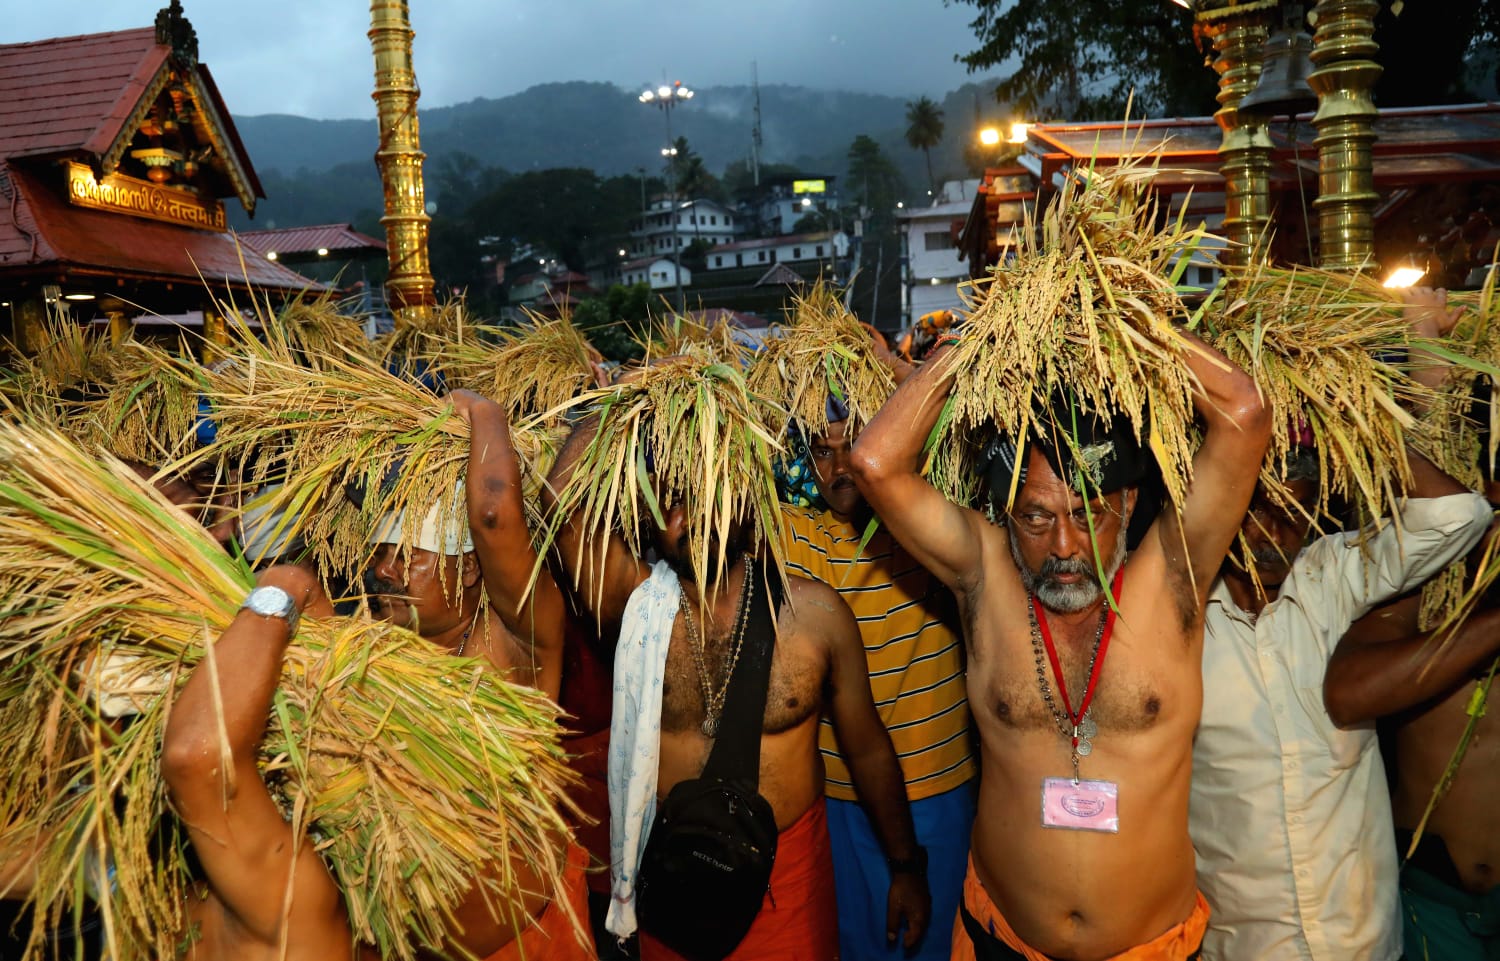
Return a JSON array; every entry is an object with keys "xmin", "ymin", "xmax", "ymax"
[{"xmin": 950, "ymin": 0, "xmax": 1500, "ymax": 122}]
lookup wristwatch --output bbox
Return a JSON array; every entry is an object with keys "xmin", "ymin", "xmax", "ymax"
[
  {"xmin": 240, "ymin": 585, "xmax": 301, "ymax": 638},
  {"xmin": 887, "ymin": 845, "xmax": 928, "ymax": 877}
]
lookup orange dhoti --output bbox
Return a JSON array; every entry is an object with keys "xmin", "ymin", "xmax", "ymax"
[
  {"xmin": 639, "ymin": 798, "xmax": 839, "ymax": 961},
  {"xmin": 950, "ymin": 855, "xmax": 1209, "ymax": 961},
  {"xmin": 482, "ymin": 842, "xmax": 594, "ymax": 961}
]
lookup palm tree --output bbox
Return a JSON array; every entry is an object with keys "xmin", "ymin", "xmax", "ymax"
[{"xmin": 904, "ymin": 96, "xmax": 945, "ymax": 195}]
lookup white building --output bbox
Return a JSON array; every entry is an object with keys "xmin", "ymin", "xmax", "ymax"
[
  {"xmin": 629, "ymin": 198, "xmax": 741, "ymax": 258},
  {"xmin": 620, "ymin": 256, "xmax": 691, "ymax": 291},
  {"xmin": 745, "ymin": 174, "xmax": 840, "ymax": 235},
  {"xmin": 705, "ymin": 230, "xmax": 849, "ymax": 272},
  {"xmin": 898, "ymin": 179, "xmax": 982, "ymax": 328}
]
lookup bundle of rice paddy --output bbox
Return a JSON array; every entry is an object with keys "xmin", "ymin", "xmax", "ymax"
[
  {"xmin": 71, "ymin": 340, "xmax": 203, "ymax": 465},
  {"xmin": 259, "ymin": 292, "xmax": 377, "ymax": 367},
  {"xmin": 1201, "ymin": 262, "xmax": 1437, "ymax": 523},
  {"xmin": 0, "ymin": 422, "xmax": 580, "ymax": 961},
  {"xmin": 375, "ymin": 298, "xmax": 480, "ymax": 381},
  {"xmin": 548, "ymin": 354, "xmax": 787, "ymax": 603},
  {"xmin": 926, "ymin": 164, "xmax": 1205, "ymax": 513},
  {"xmin": 0, "ymin": 305, "xmax": 119, "ymax": 426},
  {"xmin": 745, "ymin": 279, "xmax": 895, "ymax": 439},
  {"xmin": 437, "ymin": 310, "xmax": 603, "ymax": 423},
  {"xmin": 188, "ymin": 349, "xmax": 559, "ymax": 578},
  {"xmin": 643, "ymin": 309, "xmax": 755, "ymax": 368}
]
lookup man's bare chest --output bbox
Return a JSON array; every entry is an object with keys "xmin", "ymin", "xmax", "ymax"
[
  {"xmin": 967, "ymin": 616, "xmax": 1193, "ymax": 736},
  {"xmin": 660, "ymin": 624, "xmax": 824, "ymax": 735}
]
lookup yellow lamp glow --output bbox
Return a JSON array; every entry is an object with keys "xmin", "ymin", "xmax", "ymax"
[
  {"xmin": 978, "ymin": 127, "xmax": 1002, "ymax": 147},
  {"xmin": 1382, "ymin": 267, "xmax": 1426, "ymax": 288},
  {"xmin": 1008, "ymin": 122, "xmax": 1030, "ymax": 144}
]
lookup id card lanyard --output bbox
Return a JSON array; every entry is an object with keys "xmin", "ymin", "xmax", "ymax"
[{"xmin": 1031, "ymin": 567, "xmax": 1123, "ymax": 784}]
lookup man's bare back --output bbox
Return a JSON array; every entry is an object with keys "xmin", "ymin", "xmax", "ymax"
[{"xmin": 1360, "ymin": 595, "xmax": 1500, "ymax": 893}]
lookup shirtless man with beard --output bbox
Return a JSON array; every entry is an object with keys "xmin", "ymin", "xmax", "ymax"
[
  {"xmin": 851, "ymin": 332, "xmax": 1269, "ymax": 961},
  {"xmin": 547, "ymin": 402, "xmax": 929, "ymax": 961}
]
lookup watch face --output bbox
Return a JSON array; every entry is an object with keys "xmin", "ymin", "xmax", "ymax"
[{"xmin": 248, "ymin": 586, "xmax": 292, "ymax": 617}]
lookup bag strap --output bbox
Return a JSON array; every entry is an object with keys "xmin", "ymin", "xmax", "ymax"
[{"xmin": 701, "ymin": 558, "xmax": 783, "ymax": 784}]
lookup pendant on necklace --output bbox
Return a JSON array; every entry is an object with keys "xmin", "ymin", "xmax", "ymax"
[
  {"xmin": 1078, "ymin": 713, "xmax": 1098, "ymax": 740},
  {"xmin": 701, "ymin": 716, "xmax": 718, "ymax": 737},
  {"xmin": 1075, "ymin": 737, "xmax": 1093, "ymax": 757}
]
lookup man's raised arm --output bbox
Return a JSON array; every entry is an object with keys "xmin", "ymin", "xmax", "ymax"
[
  {"xmin": 850, "ymin": 344, "xmax": 986, "ymax": 592},
  {"xmin": 449, "ymin": 390, "xmax": 568, "ymax": 691},
  {"xmin": 543, "ymin": 411, "xmax": 649, "ymax": 638},
  {"xmin": 1155, "ymin": 330, "xmax": 1272, "ymax": 603},
  {"xmin": 161, "ymin": 566, "xmax": 350, "ymax": 956}
]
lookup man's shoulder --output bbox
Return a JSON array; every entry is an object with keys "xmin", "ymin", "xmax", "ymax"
[{"xmin": 779, "ymin": 572, "xmax": 854, "ymax": 632}]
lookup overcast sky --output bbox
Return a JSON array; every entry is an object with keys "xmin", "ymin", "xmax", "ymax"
[{"xmin": 8, "ymin": 2, "xmax": 989, "ymax": 119}]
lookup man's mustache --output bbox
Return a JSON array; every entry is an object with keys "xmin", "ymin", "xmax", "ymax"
[
  {"xmin": 363, "ymin": 571, "xmax": 406, "ymax": 599},
  {"xmin": 1039, "ymin": 556, "xmax": 1094, "ymax": 580}
]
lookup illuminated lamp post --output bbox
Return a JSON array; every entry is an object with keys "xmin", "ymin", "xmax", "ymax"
[{"xmin": 639, "ymin": 81, "xmax": 694, "ymax": 312}]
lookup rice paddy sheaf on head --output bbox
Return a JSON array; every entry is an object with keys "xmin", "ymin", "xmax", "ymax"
[
  {"xmin": 548, "ymin": 353, "xmax": 789, "ymax": 609},
  {"xmin": 746, "ymin": 278, "xmax": 896, "ymax": 441},
  {"xmin": 187, "ymin": 346, "xmax": 559, "ymax": 584},
  {"xmin": 435, "ymin": 309, "xmax": 603, "ymax": 424},
  {"xmin": 0, "ymin": 422, "xmax": 581, "ymax": 961},
  {"xmin": 927, "ymin": 163, "xmax": 1203, "ymax": 517}
]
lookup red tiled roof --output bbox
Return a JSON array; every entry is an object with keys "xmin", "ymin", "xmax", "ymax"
[
  {"xmin": 0, "ymin": 161, "xmax": 324, "ymax": 294},
  {"xmin": 0, "ymin": 25, "xmax": 263, "ymax": 206},
  {"xmin": 0, "ymin": 29, "xmax": 166, "ymax": 161},
  {"xmin": 237, "ymin": 223, "xmax": 386, "ymax": 256}
]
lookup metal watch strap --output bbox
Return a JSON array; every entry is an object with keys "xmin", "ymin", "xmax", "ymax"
[{"xmin": 240, "ymin": 585, "xmax": 300, "ymax": 638}]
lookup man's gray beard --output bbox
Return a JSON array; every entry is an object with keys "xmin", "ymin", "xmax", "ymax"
[{"xmin": 1009, "ymin": 511, "xmax": 1131, "ymax": 614}]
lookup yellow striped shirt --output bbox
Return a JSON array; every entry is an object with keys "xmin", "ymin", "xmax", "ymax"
[{"xmin": 782, "ymin": 506, "xmax": 975, "ymax": 802}]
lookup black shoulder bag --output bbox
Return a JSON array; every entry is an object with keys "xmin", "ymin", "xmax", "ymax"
[{"xmin": 635, "ymin": 563, "xmax": 783, "ymax": 961}]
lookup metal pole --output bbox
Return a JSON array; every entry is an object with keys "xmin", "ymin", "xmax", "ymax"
[
  {"xmin": 1308, "ymin": 0, "xmax": 1381, "ymax": 271},
  {"xmin": 664, "ymin": 104, "xmax": 684, "ymax": 313},
  {"xmin": 368, "ymin": 0, "xmax": 435, "ymax": 327},
  {"xmin": 1196, "ymin": 1, "xmax": 1276, "ymax": 266}
]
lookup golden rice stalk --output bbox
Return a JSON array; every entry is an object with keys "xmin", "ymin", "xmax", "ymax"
[
  {"xmin": 436, "ymin": 310, "xmax": 603, "ymax": 423},
  {"xmin": 0, "ymin": 304, "xmax": 118, "ymax": 426},
  {"xmin": 926, "ymin": 163, "xmax": 1204, "ymax": 512},
  {"xmin": 0, "ymin": 423, "xmax": 581, "ymax": 961},
  {"xmin": 1202, "ymin": 262, "xmax": 1438, "ymax": 524},
  {"xmin": 745, "ymin": 278, "xmax": 895, "ymax": 439},
  {"xmin": 185, "ymin": 349, "xmax": 558, "ymax": 578},
  {"xmin": 67, "ymin": 340, "xmax": 203, "ymax": 465},
  {"xmin": 546, "ymin": 355, "xmax": 787, "ymax": 604},
  {"xmin": 643, "ymin": 309, "xmax": 755, "ymax": 368},
  {"xmin": 375, "ymin": 299, "xmax": 481, "ymax": 380}
]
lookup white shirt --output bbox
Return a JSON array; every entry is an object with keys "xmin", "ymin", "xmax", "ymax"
[{"xmin": 1192, "ymin": 492, "xmax": 1492, "ymax": 961}]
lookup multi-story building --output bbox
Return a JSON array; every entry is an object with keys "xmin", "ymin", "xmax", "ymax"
[
  {"xmin": 704, "ymin": 230, "xmax": 848, "ymax": 272},
  {"xmin": 897, "ymin": 179, "xmax": 982, "ymax": 329},
  {"xmin": 628, "ymin": 198, "xmax": 741, "ymax": 259}
]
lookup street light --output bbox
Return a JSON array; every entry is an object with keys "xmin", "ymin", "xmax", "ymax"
[{"xmin": 640, "ymin": 79, "xmax": 694, "ymax": 312}]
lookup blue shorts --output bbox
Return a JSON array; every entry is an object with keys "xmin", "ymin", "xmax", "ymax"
[{"xmin": 827, "ymin": 780, "xmax": 977, "ymax": 961}]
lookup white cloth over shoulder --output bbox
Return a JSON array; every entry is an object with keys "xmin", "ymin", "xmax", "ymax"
[{"xmin": 606, "ymin": 560, "xmax": 680, "ymax": 940}]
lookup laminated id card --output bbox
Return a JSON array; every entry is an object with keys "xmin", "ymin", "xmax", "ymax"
[{"xmin": 1041, "ymin": 777, "xmax": 1119, "ymax": 833}]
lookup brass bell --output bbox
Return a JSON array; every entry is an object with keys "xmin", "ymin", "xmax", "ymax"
[{"xmin": 1240, "ymin": 3, "xmax": 1317, "ymax": 116}]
